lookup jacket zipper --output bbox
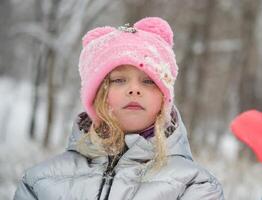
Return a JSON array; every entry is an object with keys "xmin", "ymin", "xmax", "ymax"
[
  {"xmin": 103, "ymin": 168, "xmax": 116, "ymax": 200},
  {"xmin": 97, "ymin": 156, "xmax": 118, "ymax": 200},
  {"xmin": 97, "ymin": 144, "xmax": 128, "ymax": 200}
]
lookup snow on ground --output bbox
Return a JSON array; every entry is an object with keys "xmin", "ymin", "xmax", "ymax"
[
  {"xmin": 0, "ymin": 77, "xmax": 65, "ymax": 199},
  {"xmin": 196, "ymin": 152, "xmax": 262, "ymax": 200},
  {"xmin": 0, "ymin": 77, "xmax": 261, "ymax": 200}
]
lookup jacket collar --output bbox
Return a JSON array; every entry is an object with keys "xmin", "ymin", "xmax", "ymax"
[{"xmin": 66, "ymin": 105, "xmax": 193, "ymax": 162}]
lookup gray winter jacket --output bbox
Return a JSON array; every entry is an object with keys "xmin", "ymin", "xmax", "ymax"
[{"xmin": 14, "ymin": 106, "xmax": 224, "ymax": 200}]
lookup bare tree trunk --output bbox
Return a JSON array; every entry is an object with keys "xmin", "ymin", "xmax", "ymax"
[
  {"xmin": 187, "ymin": 0, "xmax": 216, "ymax": 152},
  {"xmin": 29, "ymin": 0, "xmax": 45, "ymax": 140},
  {"xmin": 43, "ymin": 0, "xmax": 60, "ymax": 147},
  {"xmin": 237, "ymin": 0, "xmax": 260, "ymax": 161},
  {"xmin": 44, "ymin": 49, "xmax": 56, "ymax": 147},
  {"xmin": 176, "ymin": 15, "xmax": 199, "ymax": 140},
  {"xmin": 0, "ymin": 0, "xmax": 13, "ymax": 76},
  {"xmin": 29, "ymin": 45, "xmax": 44, "ymax": 139},
  {"xmin": 123, "ymin": 0, "xmax": 149, "ymax": 23},
  {"xmin": 238, "ymin": 0, "xmax": 260, "ymax": 111}
]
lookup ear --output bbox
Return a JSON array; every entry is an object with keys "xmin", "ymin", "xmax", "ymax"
[
  {"xmin": 82, "ymin": 26, "xmax": 115, "ymax": 47},
  {"xmin": 134, "ymin": 17, "xmax": 174, "ymax": 47}
]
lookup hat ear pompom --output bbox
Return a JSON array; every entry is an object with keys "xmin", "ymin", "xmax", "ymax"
[
  {"xmin": 134, "ymin": 17, "xmax": 174, "ymax": 47},
  {"xmin": 82, "ymin": 26, "xmax": 115, "ymax": 47}
]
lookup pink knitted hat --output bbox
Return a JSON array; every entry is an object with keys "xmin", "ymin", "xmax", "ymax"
[{"xmin": 79, "ymin": 17, "xmax": 179, "ymax": 123}]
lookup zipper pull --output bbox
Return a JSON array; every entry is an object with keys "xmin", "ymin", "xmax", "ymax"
[
  {"xmin": 105, "ymin": 170, "xmax": 115, "ymax": 185},
  {"xmin": 105, "ymin": 175, "xmax": 112, "ymax": 185}
]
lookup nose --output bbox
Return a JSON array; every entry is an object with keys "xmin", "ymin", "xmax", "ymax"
[
  {"xmin": 126, "ymin": 81, "xmax": 142, "ymax": 96},
  {"xmin": 128, "ymin": 90, "xmax": 141, "ymax": 95}
]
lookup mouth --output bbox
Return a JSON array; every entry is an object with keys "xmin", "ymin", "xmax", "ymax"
[{"xmin": 123, "ymin": 102, "xmax": 145, "ymax": 110}]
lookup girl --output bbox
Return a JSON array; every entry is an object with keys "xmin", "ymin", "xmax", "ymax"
[{"xmin": 14, "ymin": 17, "xmax": 224, "ymax": 200}]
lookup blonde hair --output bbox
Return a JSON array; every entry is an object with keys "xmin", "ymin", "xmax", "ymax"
[
  {"xmin": 78, "ymin": 74, "xmax": 169, "ymax": 171},
  {"xmin": 90, "ymin": 76, "xmax": 125, "ymax": 155}
]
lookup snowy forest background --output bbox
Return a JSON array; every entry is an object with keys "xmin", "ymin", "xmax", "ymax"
[{"xmin": 1, "ymin": 0, "xmax": 262, "ymax": 199}]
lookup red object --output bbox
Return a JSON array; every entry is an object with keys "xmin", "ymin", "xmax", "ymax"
[{"xmin": 230, "ymin": 110, "xmax": 262, "ymax": 162}]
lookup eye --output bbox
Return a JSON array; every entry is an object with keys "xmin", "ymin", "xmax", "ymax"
[
  {"xmin": 109, "ymin": 78, "xmax": 126, "ymax": 83},
  {"xmin": 143, "ymin": 79, "xmax": 155, "ymax": 84}
]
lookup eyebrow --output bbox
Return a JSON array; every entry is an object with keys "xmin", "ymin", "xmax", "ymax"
[
  {"xmin": 109, "ymin": 68, "xmax": 129, "ymax": 76},
  {"xmin": 109, "ymin": 71, "xmax": 123, "ymax": 76}
]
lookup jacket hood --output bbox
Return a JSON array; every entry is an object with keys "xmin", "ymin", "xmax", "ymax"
[{"xmin": 66, "ymin": 105, "xmax": 193, "ymax": 162}]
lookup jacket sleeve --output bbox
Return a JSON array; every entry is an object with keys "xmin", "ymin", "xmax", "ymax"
[
  {"xmin": 13, "ymin": 174, "xmax": 38, "ymax": 200},
  {"xmin": 179, "ymin": 178, "xmax": 224, "ymax": 200}
]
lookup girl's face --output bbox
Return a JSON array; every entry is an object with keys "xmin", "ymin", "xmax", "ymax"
[{"xmin": 107, "ymin": 65, "xmax": 163, "ymax": 133}]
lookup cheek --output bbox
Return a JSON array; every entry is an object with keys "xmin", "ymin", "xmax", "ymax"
[
  {"xmin": 107, "ymin": 88, "xmax": 121, "ymax": 107},
  {"xmin": 150, "ymin": 91, "xmax": 163, "ymax": 112},
  {"xmin": 107, "ymin": 92, "xmax": 114, "ymax": 107}
]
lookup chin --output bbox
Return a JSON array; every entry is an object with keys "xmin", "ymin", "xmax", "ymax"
[{"xmin": 115, "ymin": 114, "xmax": 153, "ymax": 132}]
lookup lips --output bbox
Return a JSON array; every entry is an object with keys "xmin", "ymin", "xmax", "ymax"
[{"xmin": 123, "ymin": 101, "xmax": 145, "ymax": 110}]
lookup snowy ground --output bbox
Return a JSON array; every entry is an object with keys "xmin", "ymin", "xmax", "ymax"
[{"xmin": 0, "ymin": 77, "xmax": 261, "ymax": 200}]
